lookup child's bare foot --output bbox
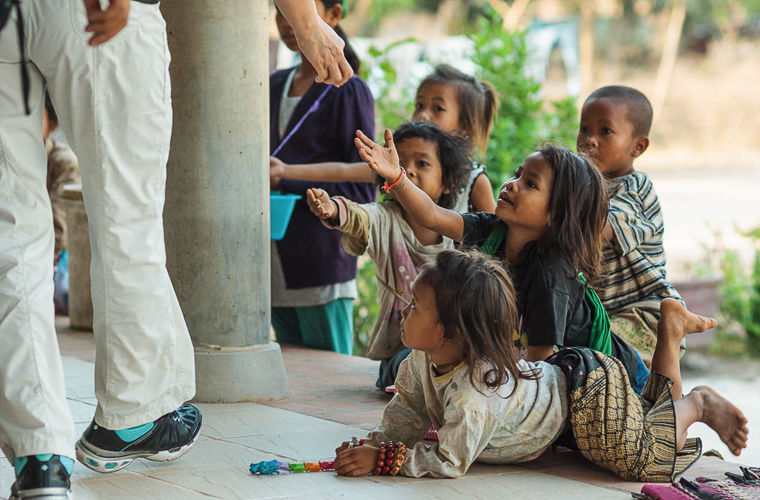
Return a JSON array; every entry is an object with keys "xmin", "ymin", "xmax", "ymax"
[
  {"xmin": 658, "ymin": 298, "xmax": 717, "ymax": 345},
  {"xmin": 691, "ymin": 386, "xmax": 749, "ymax": 456}
]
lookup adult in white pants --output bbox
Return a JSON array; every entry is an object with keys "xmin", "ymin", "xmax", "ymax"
[
  {"xmin": 1, "ymin": 0, "xmax": 352, "ymax": 497},
  {"xmin": 0, "ymin": 1, "xmax": 200, "ymax": 497}
]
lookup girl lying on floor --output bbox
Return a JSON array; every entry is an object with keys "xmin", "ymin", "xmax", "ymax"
[{"xmin": 333, "ymin": 250, "xmax": 748, "ymax": 481}]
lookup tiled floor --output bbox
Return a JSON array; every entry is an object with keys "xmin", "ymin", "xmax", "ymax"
[{"xmin": 0, "ymin": 317, "xmax": 752, "ymax": 499}]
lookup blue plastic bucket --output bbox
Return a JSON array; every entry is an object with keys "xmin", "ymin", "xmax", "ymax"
[{"xmin": 270, "ymin": 192, "xmax": 301, "ymax": 240}]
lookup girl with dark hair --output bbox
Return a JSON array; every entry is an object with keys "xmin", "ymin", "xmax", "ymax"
[
  {"xmin": 331, "ymin": 249, "xmax": 745, "ymax": 481},
  {"xmin": 270, "ymin": 0, "xmax": 375, "ymax": 355},
  {"xmin": 270, "ymin": 64, "xmax": 498, "ymax": 214},
  {"xmin": 306, "ymin": 121, "xmax": 472, "ymax": 388},
  {"xmin": 356, "ymin": 132, "xmax": 648, "ymax": 392}
]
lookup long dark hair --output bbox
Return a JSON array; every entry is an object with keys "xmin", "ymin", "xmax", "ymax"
[
  {"xmin": 319, "ymin": 0, "xmax": 361, "ymax": 73},
  {"xmin": 418, "ymin": 64, "xmax": 499, "ymax": 158},
  {"xmin": 417, "ymin": 249, "xmax": 540, "ymax": 395},
  {"xmin": 534, "ymin": 145, "xmax": 608, "ymax": 286}
]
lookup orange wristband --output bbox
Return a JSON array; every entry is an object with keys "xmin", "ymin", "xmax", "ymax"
[{"xmin": 382, "ymin": 167, "xmax": 406, "ymax": 193}]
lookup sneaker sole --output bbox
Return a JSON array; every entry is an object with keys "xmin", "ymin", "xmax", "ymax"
[
  {"xmin": 75, "ymin": 433, "xmax": 200, "ymax": 473},
  {"xmin": 10, "ymin": 486, "xmax": 72, "ymax": 500}
]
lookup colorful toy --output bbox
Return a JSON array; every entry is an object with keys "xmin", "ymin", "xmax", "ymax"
[
  {"xmin": 249, "ymin": 436, "xmax": 408, "ymax": 477},
  {"xmin": 249, "ymin": 459, "xmax": 335, "ymax": 475}
]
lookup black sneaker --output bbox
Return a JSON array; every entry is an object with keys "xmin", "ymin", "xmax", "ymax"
[
  {"xmin": 75, "ymin": 403, "xmax": 202, "ymax": 473},
  {"xmin": 10, "ymin": 455, "xmax": 72, "ymax": 500}
]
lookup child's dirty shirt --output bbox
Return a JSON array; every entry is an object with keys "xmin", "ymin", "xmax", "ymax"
[
  {"xmin": 324, "ymin": 198, "xmax": 452, "ymax": 360},
  {"xmin": 367, "ymin": 350, "xmax": 568, "ymax": 478}
]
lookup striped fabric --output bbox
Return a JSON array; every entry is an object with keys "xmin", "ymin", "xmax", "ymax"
[
  {"xmin": 598, "ymin": 171, "xmax": 680, "ymax": 316},
  {"xmin": 568, "ymin": 352, "xmax": 701, "ymax": 482}
]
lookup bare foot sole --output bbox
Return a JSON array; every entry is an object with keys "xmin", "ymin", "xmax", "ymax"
[
  {"xmin": 692, "ymin": 385, "xmax": 749, "ymax": 456},
  {"xmin": 659, "ymin": 299, "xmax": 718, "ymax": 342}
]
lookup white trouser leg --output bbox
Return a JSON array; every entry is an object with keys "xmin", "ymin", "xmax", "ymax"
[
  {"xmin": 0, "ymin": 8, "xmax": 75, "ymax": 458},
  {"xmin": 27, "ymin": 0, "xmax": 194, "ymax": 431}
]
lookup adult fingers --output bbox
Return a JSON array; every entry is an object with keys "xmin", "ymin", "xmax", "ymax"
[
  {"xmin": 82, "ymin": 0, "xmax": 103, "ymax": 17},
  {"xmin": 337, "ymin": 58, "xmax": 353, "ymax": 84},
  {"xmin": 324, "ymin": 61, "xmax": 344, "ymax": 87},
  {"xmin": 85, "ymin": 0, "xmax": 129, "ymax": 46}
]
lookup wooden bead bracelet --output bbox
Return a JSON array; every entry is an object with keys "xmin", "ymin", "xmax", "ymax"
[{"xmin": 372, "ymin": 441, "xmax": 406, "ymax": 476}]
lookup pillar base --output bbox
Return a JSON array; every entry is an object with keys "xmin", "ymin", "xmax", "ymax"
[{"xmin": 192, "ymin": 342, "xmax": 290, "ymax": 403}]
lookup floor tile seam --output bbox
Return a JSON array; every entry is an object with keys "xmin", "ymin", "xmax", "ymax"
[{"xmin": 133, "ymin": 472, "xmax": 226, "ymax": 498}]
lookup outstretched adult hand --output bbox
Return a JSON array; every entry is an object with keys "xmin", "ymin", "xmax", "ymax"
[
  {"xmin": 83, "ymin": 0, "xmax": 130, "ymax": 46},
  {"xmin": 306, "ymin": 188, "xmax": 338, "ymax": 221},
  {"xmin": 295, "ymin": 17, "xmax": 353, "ymax": 87},
  {"xmin": 355, "ymin": 129, "xmax": 402, "ymax": 182}
]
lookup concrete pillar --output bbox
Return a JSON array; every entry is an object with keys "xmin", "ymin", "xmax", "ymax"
[{"xmin": 161, "ymin": 0, "xmax": 289, "ymax": 402}]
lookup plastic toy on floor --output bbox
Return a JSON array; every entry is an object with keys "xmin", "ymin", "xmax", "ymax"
[{"xmin": 249, "ymin": 459, "xmax": 335, "ymax": 475}]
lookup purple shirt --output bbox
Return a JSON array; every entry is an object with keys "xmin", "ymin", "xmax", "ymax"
[{"xmin": 270, "ymin": 69, "xmax": 376, "ymax": 289}]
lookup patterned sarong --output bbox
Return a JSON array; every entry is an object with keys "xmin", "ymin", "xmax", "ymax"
[{"xmin": 547, "ymin": 347, "xmax": 701, "ymax": 482}]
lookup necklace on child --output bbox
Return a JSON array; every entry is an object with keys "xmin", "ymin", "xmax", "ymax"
[{"xmin": 431, "ymin": 359, "xmax": 460, "ymax": 376}]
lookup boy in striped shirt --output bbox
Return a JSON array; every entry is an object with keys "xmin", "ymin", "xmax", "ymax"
[{"xmin": 577, "ymin": 86, "xmax": 681, "ymax": 365}]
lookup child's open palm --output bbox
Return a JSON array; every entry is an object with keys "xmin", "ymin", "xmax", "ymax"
[
  {"xmin": 355, "ymin": 129, "xmax": 402, "ymax": 182},
  {"xmin": 306, "ymin": 188, "xmax": 338, "ymax": 221}
]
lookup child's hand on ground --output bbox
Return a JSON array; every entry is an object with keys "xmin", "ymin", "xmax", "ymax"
[
  {"xmin": 355, "ymin": 129, "xmax": 402, "ymax": 182},
  {"xmin": 270, "ymin": 157, "xmax": 286, "ymax": 190},
  {"xmin": 334, "ymin": 444, "xmax": 379, "ymax": 477},
  {"xmin": 306, "ymin": 188, "xmax": 338, "ymax": 221}
]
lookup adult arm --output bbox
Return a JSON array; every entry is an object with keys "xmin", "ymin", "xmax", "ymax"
[
  {"xmin": 274, "ymin": 0, "xmax": 353, "ymax": 86},
  {"xmin": 356, "ymin": 129, "xmax": 465, "ymax": 242},
  {"xmin": 82, "ymin": 0, "xmax": 129, "ymax": 46}
]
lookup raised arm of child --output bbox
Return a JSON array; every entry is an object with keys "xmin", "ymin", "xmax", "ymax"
[
  {"xmin": 306, "ymin": 187, "xmax": 372, "ymax": 257},
  {"xmin": 355, "ymin": 129, "xmax": 465, "ymax": 242},
  {"xmin": 270, "ymin": 157, "xmax": 374, "ymax": 189}
]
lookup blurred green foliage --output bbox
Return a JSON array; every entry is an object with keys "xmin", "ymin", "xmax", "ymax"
[
  {"xmin": 469, "ymin": 11, "xmax": 578, "ymax": 186},
  {"xmin": 717, "ymin": 229, "xmax": 760, "ymax": 357}
]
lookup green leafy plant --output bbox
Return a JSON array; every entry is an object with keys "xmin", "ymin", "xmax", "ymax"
[
  {"xmin": 717, "ymin": 228, "xmax": 760, "ymax": 356},
  {"xmin": 358, "ymin": 38, "xmax": 417, "ymax": 139},
  {"xmin": 468, "ymin": 11, "xmax": 579, "ymax": 186},
  {"xmin": 353, "ymin": 255, "xmax": 379, "ymax": 356}
]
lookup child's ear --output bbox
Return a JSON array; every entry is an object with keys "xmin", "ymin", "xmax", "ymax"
[
  {"xmin": 325, "ymin": 3, "xmax": 343, "ymax": 26},
  {"xmin": 631, "ymin": 136, "xmax": 649, "ymax": 158}
]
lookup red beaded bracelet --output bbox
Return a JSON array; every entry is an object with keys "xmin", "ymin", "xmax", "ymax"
[
  {"xmin": 382, "ymin": 167, "xmax": 406, "ymax": 193},
  {"xmin": 372, "ymin": 441, "xmax": 406, "ymax": 476}
]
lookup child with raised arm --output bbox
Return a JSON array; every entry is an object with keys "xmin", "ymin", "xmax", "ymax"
[
  {"xmin": 577, "ymin": 86, "xmax": 682, "ymax": 364},
  {"xmin": 306, "ymin": 121, "xmax": 472, "ymax": 388},
  {"xmin": 357, "ymin": 130, "xmax": 650, "ymax": 391},
  {"xmin": 332, "ymin": 250, "xmax": 745, "ymax": 480},
  {"xmin": 272, "ymin": 64, "xmax": 498, "ymax": 213}
]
